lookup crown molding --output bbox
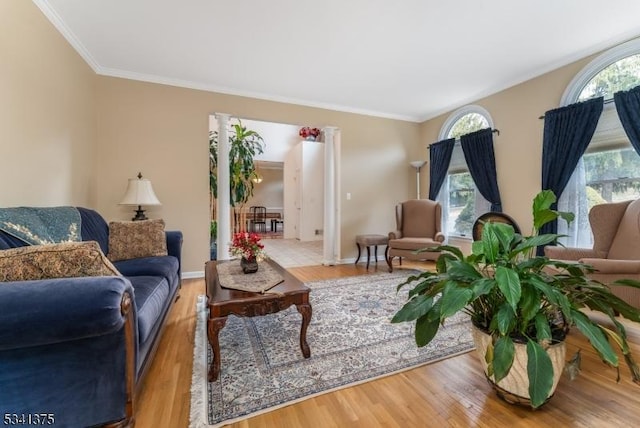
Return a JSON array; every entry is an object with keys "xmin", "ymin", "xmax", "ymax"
[
  {"xmin": 34, "ymin": 0, "xmax": 102, "ymax": 73},
  {"xmin": 99, "ymin": 67, "xmax": 421, "ymax": 123}
]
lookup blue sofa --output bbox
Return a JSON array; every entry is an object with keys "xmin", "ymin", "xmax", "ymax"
[{"xmin": 0, "ymin": 208, "xmax": 183, "ymax": 427}]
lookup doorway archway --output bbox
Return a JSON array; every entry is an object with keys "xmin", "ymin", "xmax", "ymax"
[{"xmin": 211, "ymin": 115, "xmax": 340, "ymax": 265}]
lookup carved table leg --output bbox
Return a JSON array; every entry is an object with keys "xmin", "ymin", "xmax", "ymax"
[
  {"xmin": 296, "ymin": 303, "xmax": 312, "ymax": 358},
  {"xmin": 207, "ymin": 316, "xmax": 227, "ymax": 381}
]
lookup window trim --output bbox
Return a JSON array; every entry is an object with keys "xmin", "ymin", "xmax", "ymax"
[
  {"xmin": 437, "ymin": 105, "xmax": 494, "ymax": 238},
  {"xmin": 438, "ymin": 105, "xmax": 494, "ymax": 141},
  {"xmin": 561, "ymin": 37, "xmax": 640, "ymax": 105}
]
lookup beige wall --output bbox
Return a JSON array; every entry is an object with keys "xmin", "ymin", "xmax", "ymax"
[
  {"xmin": 245, "ymin": 168, "xmax": 284, "ymax": 210},
  {"xmin": 0, "ymin": 0, "xmax": 96, "ymax": 207},
  {"xmin": 7, "ymin": 0, "xmax": 627, "ymax": 275},
  {"xmin": 95, "ymin": 77, "xmax": 420, "ymax": 273},
  {"xmin": 0, "ymin": 0, "xmax": 420, "ymax": 274},
  {"xmin": 419, "ymin": 54, "xmax": 598, "ymax": 233}
]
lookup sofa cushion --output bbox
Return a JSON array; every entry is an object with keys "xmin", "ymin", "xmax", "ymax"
[
  {"xmin": 0, "ymin": 230, "xmax": 29, "ymax": 250},
  {"xmin": 108, "ymin": 219, "xmax": 168, "ymax": 262},
  {"xmin": 114, "ymin": 256, "xmax": 179, "ymax": 285},
  {"xmin": 0, "ymin": 241, "xmax": 120, "ymax": 282},
  {"xmin": 128, "ymin": 275, "xmax": 170, "ymax": 346}
]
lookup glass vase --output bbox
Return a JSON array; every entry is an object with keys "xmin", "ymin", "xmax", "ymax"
[{"xmin": 240, "ymin": 257, "xmax": 259, "ymax": 274}]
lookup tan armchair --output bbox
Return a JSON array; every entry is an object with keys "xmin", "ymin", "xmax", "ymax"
[
  {"xmin": 544, "ymin": 199, "xmax": 640, "ymax": 308},
  {"xmin": 386, "ymin": 199, "xmax": 445, "ymax": 272}
]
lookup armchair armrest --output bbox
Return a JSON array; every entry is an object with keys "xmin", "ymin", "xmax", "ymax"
[
  {"xmin": 0, "ymin": 276, "xmax": 135, "ymax": 351},
  {"xmin": 544, "ymin": 246, "xmax": 605, "ymax": 261},
  {"xmin": 580, "ymin": 258, "xmax": 640, "ymax": 274},
  {"xmin": 435, "ymin": 232, "xmax": 446, "ymax": 243},
  {"xmin": 389, "ymin": 230, "xmax": 402, "ymax": 240}
]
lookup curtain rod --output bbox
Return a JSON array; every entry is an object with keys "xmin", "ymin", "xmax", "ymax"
[
  {"xmin": 538, "ymin": 98, "xmax": 614, "ymax": 119},
  {"xmin": 428, "ymin": 128, "xmax": 500, "ymax": 147}
]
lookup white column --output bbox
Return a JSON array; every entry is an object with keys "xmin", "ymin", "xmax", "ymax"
[
  {"xmin": 323, "ymin": 127, "xmax": 338, "ymax": 265},
  {"xmin": 216, "ymin": 113, "xmax": 231, "ymax": 260}
]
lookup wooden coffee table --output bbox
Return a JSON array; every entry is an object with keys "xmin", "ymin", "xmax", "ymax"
[{"xmin": 205, "ymin": 259, "xmax": 312, "ymax": 382}]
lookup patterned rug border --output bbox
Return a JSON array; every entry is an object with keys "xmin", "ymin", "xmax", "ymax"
[{"xmin": 189, "ymin": 271, "xmax": 474, "ymax": 428}]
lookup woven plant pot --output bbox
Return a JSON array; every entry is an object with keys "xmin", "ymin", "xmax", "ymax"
[{"xmin": 471, "ymin": 325, "xmax": 566, "ymax": 407}]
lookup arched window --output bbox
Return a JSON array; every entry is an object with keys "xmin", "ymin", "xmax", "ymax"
[
  {"xmin": 437, "ymin": 105, "xmax": 493, "ymax": 237},
  {"xmin": 559, "ymin": 38, "xmax": 640, "ymax": 248}
]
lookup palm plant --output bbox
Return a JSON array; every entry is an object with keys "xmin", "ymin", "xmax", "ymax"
[{"xmin": 392, "ymin": 190, "xmax": 640, "ymax": 408}]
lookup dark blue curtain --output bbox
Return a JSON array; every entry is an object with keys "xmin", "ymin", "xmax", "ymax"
[
  {"xmin": 428, "ymin": 138, "xmax": 455, "ymax": 200},
  {"xmin": 461, "ymin": 128, "xmax": 502, "ymax": 212},
  {"xmin": 614, "ymin": 85, "xmax": 640, "ymax": 155},
  {"xmin": 539, "ymin": 96, "xmax": 603, "ymax": 249}
]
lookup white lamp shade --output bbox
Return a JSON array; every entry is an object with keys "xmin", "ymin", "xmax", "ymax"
[
  {"xmin": 410, "ymin": 160, "xmax": 427, "ymax": 169},
  {"xmin": 119, "ymin": 177, "xmax": 161, "ymax": 206}
]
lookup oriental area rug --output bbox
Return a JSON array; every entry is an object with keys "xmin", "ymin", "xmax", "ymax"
[{"xmin": 189, "ymin": 271, "xmax": 474, "ymax": 427}]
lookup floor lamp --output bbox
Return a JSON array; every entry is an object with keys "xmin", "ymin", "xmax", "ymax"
[{"xmin": 409, "ymin": 161, "xmax": 427, "ymax": 199}]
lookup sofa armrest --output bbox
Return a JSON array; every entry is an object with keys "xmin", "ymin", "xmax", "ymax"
[
  {"xmin": 0, "ymin": 276, "xmax": 135, "ymax": 351},
  {"xmin": 580, "ymin": 258, "xmax": 640, "ymax": 274},
  {"xmin": 166, "ymin": 230, "xmax": 183, "ymax": 280},
  {"xmin": 0, "ymin": 276, "xmax": 137, "ymax": 427},
  {"xmin": 544, "ymin": 246, "xmax": 605, "ymax": 261},
  {"xmin": 389, "ymin": 230, "xmax": 402, "ymax": 240},
  {"xmin": 166, "ymin": 230, "xmax": 183, "ymax": 259},
  {"xmin": 435, "ymin": 232, "xmax": 446, "ymax": 243}
]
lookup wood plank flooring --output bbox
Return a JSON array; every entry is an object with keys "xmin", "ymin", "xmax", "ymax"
[{"xmin": 135, "ymin": 262, "xmax": 640, "ymax": 428}]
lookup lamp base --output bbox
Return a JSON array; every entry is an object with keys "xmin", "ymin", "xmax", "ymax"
[{"xmin": 132, "ymin": 206, "xmax": 148, "ymax": 221}]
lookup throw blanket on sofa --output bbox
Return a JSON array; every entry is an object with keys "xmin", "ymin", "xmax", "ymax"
[{"xmin": 0, "ymin": 207, "xmax": 81, "ymax": 245}]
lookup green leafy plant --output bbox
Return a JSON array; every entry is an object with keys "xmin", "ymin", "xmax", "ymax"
[
  {"xmin": 209, "ymin": 120, "xmax": 265, "ymax": 228},
  {"xmin": 210, "ymin": 220, "xmax": 217, "ymax": 241},
  {"xmin": 392, "ymin": 190, "xmax": 640, "ymax": 408}
]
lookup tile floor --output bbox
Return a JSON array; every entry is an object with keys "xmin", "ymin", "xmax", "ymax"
[{"xmin": 261, "ymin": 239, "xmax": 323, "ymax": 268}]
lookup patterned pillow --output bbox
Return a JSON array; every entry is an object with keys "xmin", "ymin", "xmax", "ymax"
[
  {"xmin": 108, "ymin": 219, "xmax": 168, "ymax": 262},
  {"xmin": 0, "ymin": 241, "xmax": 121, "ymax": 282}
]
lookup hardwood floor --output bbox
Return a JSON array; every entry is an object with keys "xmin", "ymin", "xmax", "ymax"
[{"xmin": 135, "ymin": 261, "xmax": 640, "ymax": 427}]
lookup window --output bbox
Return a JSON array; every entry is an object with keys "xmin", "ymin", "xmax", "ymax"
[
  {"xmin": 577, "ymin": 53, "xmax": 640, "ymax": 101},
  {"xmin": 437, "ymin": 106, "xmax": 492, "ymax": 237},
  {"xmin": 558, "ymin": 39, "xmax": 640, "ymax": 248}
]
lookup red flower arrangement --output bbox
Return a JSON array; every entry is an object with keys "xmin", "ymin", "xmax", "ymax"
[
  {"xmin": 230, "ymin": 232, "xmax": 266, "ymax": 261},
  {"xmin": 299, "ymin": 127, "xmax": 321, "ymax": 140}
]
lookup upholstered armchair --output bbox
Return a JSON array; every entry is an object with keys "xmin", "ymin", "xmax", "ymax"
[
  {"xmin": 386, "ymin": 199, "xmax": 445, "ymax": 272},
  {"xmin": 544, "ymin": 199, "xmax": 640, "ymax": 308}
]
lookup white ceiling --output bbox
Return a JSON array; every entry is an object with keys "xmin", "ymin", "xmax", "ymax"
[{"xmin": 37, "ymin": 0, "xmax": 640, "ymax": 122}]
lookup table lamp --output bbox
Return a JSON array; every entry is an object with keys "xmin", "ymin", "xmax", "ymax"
[{"xmin": 119, "ymin": 172, "xmax": 161, "ymax": 221}]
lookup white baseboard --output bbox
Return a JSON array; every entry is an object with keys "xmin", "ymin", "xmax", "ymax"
[
  {"xmin": 182, "ymin": 271, "xmax": 204, "ymax": 279},
  {"xmin": 340, "ymin": 255, "xmax": 387, "ymax": 265}
]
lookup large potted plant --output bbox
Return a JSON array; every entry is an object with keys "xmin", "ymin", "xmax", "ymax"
[
  {"xmin": 210, "ymin": 120, "xmax": 265, "ymax": 233},
  {"xmin": 392, "ymin": 190, "xmax": 640, "ymax": 408}
]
